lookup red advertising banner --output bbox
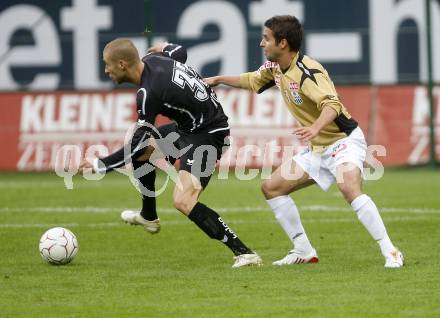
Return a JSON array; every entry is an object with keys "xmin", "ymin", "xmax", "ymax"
[
  {"xmin": 0, "ymin": 86, "xmax": 438, "ymax": 171},
  {"xmin": 0, "ymin": 91, "xmax": 133, "ymax": 171},
  {"xmin": 373, "ymin": 86, "xmax": 439, "ymax": 165}
]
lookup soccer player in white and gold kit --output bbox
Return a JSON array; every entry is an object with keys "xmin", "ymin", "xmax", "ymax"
[{"xmin": 206, "ymin": 15, "xmax": 404, "ymax": 268}]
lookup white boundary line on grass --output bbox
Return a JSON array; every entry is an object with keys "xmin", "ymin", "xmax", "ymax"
[
  {"xmin": 0, "ymin": 215, "xmax": 435, "ymax": 229},
  {"xmin": 0, "ymin": 205, "xmax": 440, "ymax": 214}
]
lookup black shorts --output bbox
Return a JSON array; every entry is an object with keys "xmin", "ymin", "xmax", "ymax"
[{"xmin": 155, "ymin": 123, "xmax": 230, "ymax": 188}]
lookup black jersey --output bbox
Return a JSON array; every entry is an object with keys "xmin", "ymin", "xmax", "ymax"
[
  {"xmin": 137, "ymin": 55, "xmax": 228, "ymax": 134},
  {"xmin": 97, "ymin": 44, "xmax": 229, "ymax": 173}
]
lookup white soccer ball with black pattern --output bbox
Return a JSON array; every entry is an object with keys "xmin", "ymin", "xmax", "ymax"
[{"xmin": 39, "ymin": 227, "xmax": 79, "ymax": 265}]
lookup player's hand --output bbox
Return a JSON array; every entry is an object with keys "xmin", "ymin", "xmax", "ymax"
[
  {"xmin": 293, "ymin": 126, "xmax": 319, "ymax": 142},
  {"xmin": 204, "ymin": 76, "xmax": 219, "ymax": 87},
  {"xmin": 78, "ymin": 158, "xmax": 94, "ymax": 175},
  {"xmin": 147, "ymin": 42, "xmax": 169, "ymax": 53}
]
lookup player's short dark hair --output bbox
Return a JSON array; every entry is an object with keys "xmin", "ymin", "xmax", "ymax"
[
  {"xmin": 104, "ymin": 38, "xmax": 140, "ymax": 65},
  {"xmin": 264, "ymin": 15, "xmax": 303, "ymax": 52}
]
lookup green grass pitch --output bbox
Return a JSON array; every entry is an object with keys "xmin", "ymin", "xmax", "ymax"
[{"xmin": 0, "ymin": 168, "xmax": 439, "ymax": 317}]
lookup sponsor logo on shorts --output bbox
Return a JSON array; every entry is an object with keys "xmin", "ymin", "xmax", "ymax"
[
  {"xmin": 331, "ymin": 143, "xmax": 348, "ymax": 157},
  {"xmin": 186, "ymin": 159, "xmax": 194, "ymax": 166}
]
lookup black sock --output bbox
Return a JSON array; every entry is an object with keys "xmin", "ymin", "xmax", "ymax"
[
  {"xmin": 132, "ymin": 159, "xmax": 158, "ymax": 221},
  {"xmin": 188, "ymin": 202, "xmax": 253, "ymax": 256}
]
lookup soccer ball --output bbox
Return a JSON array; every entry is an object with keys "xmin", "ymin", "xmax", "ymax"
[{"xmin": 39, "ymin": 227, "xmax": 79, "ymax": 265}]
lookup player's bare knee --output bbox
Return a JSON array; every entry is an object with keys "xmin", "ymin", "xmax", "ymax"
[
  {"xmin": 262, "ymin": 179, "xmax": 298, "ymax": 199},
  {"xmin": 261, "ymin": 180, "xmax": 278, "ymax": 199},
  {"xmin": 172, "ymin": 196, "xmax": 190, "ymax": 214},
  {"xmin": 173, "ymin": 193, "xmax": 197, "ymax": 215},
  {"xmin": 338, "ymin": 184, "xmax": 361, "ymax": 203}
]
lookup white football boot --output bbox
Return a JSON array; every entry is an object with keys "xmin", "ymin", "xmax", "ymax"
[
  {"xmin": 384, "ymin": 249, "xmax": 404, "ymax": 268},
  {"xmin": 272, "ymin": 248, "xmax": 319, "ymax": 265},
  {"xmin": 232, "ymin": 253, "xmax": 263, "ymax": 268},
  {"xmin": 121, "ymin": 210, "xmax": 160, "ymax": 234}
]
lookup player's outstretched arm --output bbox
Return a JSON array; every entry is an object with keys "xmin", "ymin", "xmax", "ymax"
[{"xmin": 204, "ymin": 75, "xmax": 243, "ymax": 88}]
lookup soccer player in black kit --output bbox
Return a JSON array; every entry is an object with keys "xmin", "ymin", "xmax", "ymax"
[{"xmin": 78, "ymin": 38, "xmax": 262, "ymax": 268}]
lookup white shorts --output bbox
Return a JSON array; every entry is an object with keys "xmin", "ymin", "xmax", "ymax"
[{"xmin": 293, "ymin": 127, "xmax": 367, "ymax": 191}]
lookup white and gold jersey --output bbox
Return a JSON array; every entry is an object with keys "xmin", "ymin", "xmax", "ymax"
[{"xmin": 240, "ymin": 53, "xmax": 358, "ymax": 151}]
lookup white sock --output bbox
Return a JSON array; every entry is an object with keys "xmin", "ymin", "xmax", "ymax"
[
  {"xmin": 266, "ymin": 195, "xmax": 313, "ymax": 252},
  {"xmin": 351, "ymin": 194, "xmax": 395, "ymax": 256}
]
